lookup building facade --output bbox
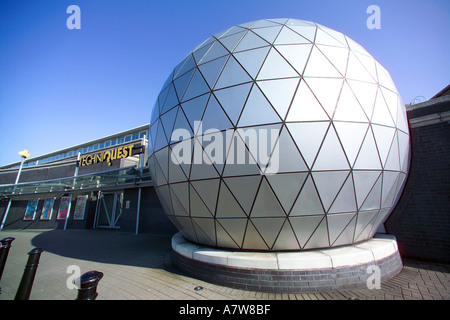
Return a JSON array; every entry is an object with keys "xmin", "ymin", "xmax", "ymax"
[{"xmin": 0, "ymin": 124, "xmax": 176, "ymax": 235}]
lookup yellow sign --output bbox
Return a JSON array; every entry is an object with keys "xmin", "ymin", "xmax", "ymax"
[
  {"xmin": 19, "ymin": 149, "xmax": 31, "ymax": 158},
  {"xmin": 80, "ymin": 144, "xmax": 134, "ymax": 167}
]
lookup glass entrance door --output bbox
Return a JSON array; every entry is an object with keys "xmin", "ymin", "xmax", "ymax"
[{"xmin": 95, "ymin": 191, "xmax": 123, "ymax": 229}]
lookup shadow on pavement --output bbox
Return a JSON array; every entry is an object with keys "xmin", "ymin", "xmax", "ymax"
[{"xmin": 30, "ymin": 229, "xmax": 176, "ymax": 269}]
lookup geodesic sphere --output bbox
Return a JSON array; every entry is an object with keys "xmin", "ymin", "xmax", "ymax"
[{"xmin": 148, "ymin": 18, "xmax": 410, "ymax": 251}]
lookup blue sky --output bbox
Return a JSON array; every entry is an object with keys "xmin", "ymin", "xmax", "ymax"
[{"xmin": 0, "ymin": 0, "xmax": 448, "ymax": 166}]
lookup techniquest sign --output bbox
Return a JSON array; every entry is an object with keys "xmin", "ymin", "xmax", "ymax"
[{"xmin": 78, "ymin": 144, "xmax": 139, "ymax": 167}]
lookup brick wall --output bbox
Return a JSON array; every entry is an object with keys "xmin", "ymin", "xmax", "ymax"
[{"xmin": 385, "ymin": 102, "xmax": 450, "ymax": 263}]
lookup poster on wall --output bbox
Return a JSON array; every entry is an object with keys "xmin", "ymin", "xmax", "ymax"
[
  {"xmin": 24, "ymin": 199, "xmax": 39, "ymax": 220},
  {"xmin": 73, "ymin": 195, "xmax": 88, "ymax": 220},
  {"xmin": 57, "ymin": 196, "xmax": 72, "ymax": 220},
  {"xmin": 40, "ymin": 198, "xmax": 55, "ymax": 220}
]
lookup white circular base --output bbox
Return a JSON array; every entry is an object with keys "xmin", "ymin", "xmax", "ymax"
[{"xmin": 171, "ymin": 232, "xmax": 403, "ymax": 292}]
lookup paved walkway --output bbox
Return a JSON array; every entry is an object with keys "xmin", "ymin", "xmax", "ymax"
[{"xmin": 0, "ymin": 229, "xmax": 449, "ymax": 300}]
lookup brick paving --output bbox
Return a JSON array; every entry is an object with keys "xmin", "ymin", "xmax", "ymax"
[{"xmin": 0, "ymin": 229, "xmax": 449, "ymax": 301}]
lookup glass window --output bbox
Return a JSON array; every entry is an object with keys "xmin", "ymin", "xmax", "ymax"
[
  {"xmin": 124, "ymin": 135, "xmax": 131, "ymax": 142},
  {"xmin": 105, "ymin": 140, "xmax": 111, "ymax": 148},
  {"xmin": 118, "ymin": 137, "xmax": 124, "ymax": 144},
  {"xmin": 132, "ymin": 134, "xmax": 138, "ymax": 140}
]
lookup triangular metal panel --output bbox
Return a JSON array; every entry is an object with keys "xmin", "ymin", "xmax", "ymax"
[
  {"xmin": 372, "ymin": 124, "xmax": 396, "ymax": 167},
  {"xmin": 353, "ymin": 170, "xmax": 382, "ymax": 209},
  {"xmin": 173, "ymin": 54, "xmax": 196, "ymax": 80},
  {"xmin": 327, "ymin": 212, "xmax": 356, "ymax": 245},
  {"xmin": 375, "ymin": 60, "xmax": 398, "ymax": 93},
  {"xmin": 215, "ymin": 220, "xmax": 241, "ymax": 249},
  {"xmin": 381, "ymin": 171, "xmax": 401, "ymax": 209},
  {"xmin": 346, "ymin": 51, "xmax": 377, "ymax": 83},
  {"xmin": 251, "ymin": 217, "xmax": 286, "ymax": 249},
  {"xmin": 223, "ymin": 175, "xmax": 262, "ymax": 215},
  {"xmin": 316, "ymin": 45, "xmax": 349, "ymax": 77},
  {"xmin": 256, "ymin": 47, "xmax": 298, "ymax": 80},
  {"xmin": 266, "ymin": 172, "xmax": 308, "ymax": 213},
  {"xmin": 238, "ymin": 85, "xmax": 282, "ymax": 127},
  {"xmin": 275, "ymin": 44, "xmax": 312, "ymax": 76},
  {"xmin": 160, "ymin": 107, "xmax": 178, "ymax": 142},
  {"xmin": 234, "ymin": 32, "xmax": 270, "ymax": 52},
  {"xmin": 182, "ymin": 69, "xmax": 210, "ymax": 102},
  {"xmin": 333, "ymin": 81, "xmax": 369, "ymax": 122},
  {"xmin": 213, "ymin": 82, "xmax": 252, "ymax": 125},
  {"xmin": 251, "ymin": 25, "xmax": 283, "ymax": 44},
  {"xmin": 218, "ymin": 30, "xmax": 247, "ymax": 52},
  {"xmin": 222, "ymin": 129, "xmax": 262, "ymax": 177},
  {"xmin": 169, "ymin": 182, "xmax": 190, "ymax": 214},
  {"xmin": 334, "ymin": 121, "xmax": 369, "ymax": 167},
  {"xmin": 286, "ymin": 121, "xmax": 330, "ymax": 169},
  {"xmin": 304, "ymin": 78, "xmax": 343, "ymax": 118},
  {"xmin": 173, "ymin": 68, "xmax": 194, "ymax": 101},
  {"xmin": 215, "ymin": 56, "xmax": 252, "ymax": 89},
  {"xmin": 200, "ymin": 94, "xmax": 233, "ymax": 134},
  {"xmin": 189, "ymin": 138, "xmax": 220, "ymax": 180},
  {"xmin": 216, "ymin": 181, "xmax": 248, "ymax": 218},
  {"xmin": 250, "ymin": 177, "xmax": 286, "ymax": 218},
  {"xmin": 303, "ymin": 216, "xmax": 329, "ymax": 249},
  {"xmin": 380, "ymin": 87, "xmax": 399, "ymax": 125},
  {"xmin": 267, "ymin": 126, "xmax": 308, "ymax": 174},
  {"xmin": 190, "ymin": 179, "xmax": 220, "ymax": 215},
  {"xmin": 289, "ymin": 215, "xmax": 328, "ymax": 248},
  {"xmin": 312, "ymin": 171, "xmax": 349, "ymax": 212},
  {"xmin": 180, "ymin": 93, "xmax": 209, "ymax": 134},
  {"xmin": 172, "ymin": 103, "xmax": 194, "ymax": 138},
  {"xmin": 353, "ymin": 127, "xmax": 382, "ymax": 170},
  {"xmin": 330, "ymin": 214, "xmax": 357, "ymax": 247},
  {"xmin": 328, "ymin": 173, "xmax": 357, "ymax": 213},
  {"xmin": 286, "ymin": 80, "xmax": 329, "ymax": 122},
  {"xmin": 354, "ymin": 210, "xmax": 379, "ymax": 242},
  {"xmin": 170, "ymin": 187, "xmax": 190, "ymax": 216},
  {"xmin": 199, "ymin": 41, "xmax": 230, "ymax": 65},
  {"xmin": 383, "ymin": 131, "xmax": 400, "ymax": 171},
  {"xmin": 198, "ymin": 55, "xmax": 228, "ymax": 89},
  {"xmin": 192, "ymin": 218, "xmax": 216, "ymax": 246},
  {"xmin": 217, "ymin": 218, "xmax": 248, "ymax": 248},
  {"xmin": 189, "ymin": 184, "xmax": 214, "ymax": 218},
  {"xmin": 371, "ymin": 88, "xmax": 396, "ymax": 127},
  {"xmin": 397, "ymin": 131, "xmax": 410, "ymax": 174},
  {"xmin": 312, "ymin": 125, "xmax": 350, "ymax": 171},
  {"xmin": 360, "ymin": 173, "xmax": 382, "ymax": 211},
  {"xmin": 274, "ymin": 26, "xmax": 311, "ymax": 45},
  {"xmin": 346, "ymin": 79, "xmax": 378, "ymax": 120},
  {"xmin": 289, "ymin": 175, "xmax": 324, "ymax": 216},
  {"xmin": 232, "ymin": 46, "xmax": 270, "ymax": 79},
  {"xmin": 352, "ymin": 51, "xmax": 378, "ymax": 82},
  {"xmin": 272, "ymin": 220, "xmax": 301, "ymax": 250},
  {"xmin": 303, "ymin": 46, "xmax": 342, "ymax": 78},
  {"xmin": 160, "ymin": 83, "xmax": 180, "ymax": 114},
  {"xmin": 256, "ymin": 78, "xmax": 299, "ymax": 120},
  {"xmin": 286, "ymin": 25, "xmax": 316, "ymax": 42},
  {"xmin": 242, "ymin": 220, "xmax": 270, "ymax": 250}
]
